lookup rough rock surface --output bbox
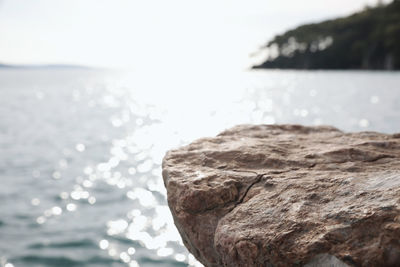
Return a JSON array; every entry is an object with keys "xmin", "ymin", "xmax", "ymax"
[{"xmin": 162, "ymin": 125, "xmax": 400, "ymax": 267}]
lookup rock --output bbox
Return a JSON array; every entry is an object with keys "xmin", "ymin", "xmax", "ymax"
[{"xmin": 162, "ymin": 124, "xmax": 400, "ymax": 267}]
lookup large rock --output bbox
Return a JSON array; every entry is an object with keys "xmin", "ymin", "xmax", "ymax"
[{"xmin": 162, "ymin": 125, "xmax": 400, "ymax": 267}]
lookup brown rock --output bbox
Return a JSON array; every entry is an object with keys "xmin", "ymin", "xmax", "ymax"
[{"xmin": 162, "ymin": 125, "xmax": 400, "ymax": 266}]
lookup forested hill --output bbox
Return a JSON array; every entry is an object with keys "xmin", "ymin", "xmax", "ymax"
[{"xmin": 253, "ymin": 0, "xmax": 400, "ymax": 70}]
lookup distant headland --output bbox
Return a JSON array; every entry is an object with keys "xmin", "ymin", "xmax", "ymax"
[
  {"xmin": 0, "ymin": 63, "xmax": 91, "ymax": 70},
  {"xmin": 253, "ymin": 0, "xmax": 400, "ymax": 70}
]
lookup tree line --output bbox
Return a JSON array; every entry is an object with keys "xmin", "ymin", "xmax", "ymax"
[{"xmin": 253, "ymin": 0, "xmax": 400, "ymax": 70}]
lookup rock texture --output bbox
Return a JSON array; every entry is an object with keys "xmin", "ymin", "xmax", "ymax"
[{"xmin": 162, "ymin": 125, "xmax": 400, "ymax": 267}]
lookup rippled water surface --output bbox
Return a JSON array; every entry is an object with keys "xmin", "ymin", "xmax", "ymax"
[{"xmin": 0, "ymin": 69, "xmax": 399, "ymax": 267}]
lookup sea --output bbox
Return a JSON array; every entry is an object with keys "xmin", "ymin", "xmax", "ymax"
[{"xmin": 0, "ymin": 69, "xmax": 399, "ymax": 267}]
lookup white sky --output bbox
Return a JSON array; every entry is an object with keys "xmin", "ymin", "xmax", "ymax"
[{"xmin": 0, "ymin": 0, "xmax": 390, "ymax": 70}]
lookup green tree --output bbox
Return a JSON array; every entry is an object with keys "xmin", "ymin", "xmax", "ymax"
[{"xmin": 253, "ymin": 0, "xmax": 400, "ymax": 70}]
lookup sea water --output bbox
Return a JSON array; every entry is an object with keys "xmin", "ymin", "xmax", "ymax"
[{"xmin": 0, "ymin": 69, "xmax": 399, "ymax": 267}]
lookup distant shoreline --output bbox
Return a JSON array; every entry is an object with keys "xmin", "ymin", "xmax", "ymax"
[
  {"xmin": 0, "ymin": 63, "xmax": 92, "ymax": 70},
  {"xmin": 253, "ymin": 1, "xmax": 400, "ymax": 70},
  {"xmin": 251, "ymin": 67, "xmax": 400, "ymax": 72}
]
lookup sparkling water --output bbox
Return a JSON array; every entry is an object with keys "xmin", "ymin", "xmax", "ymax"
[{"xmin": 0, "ymin": 69, "xmax": 399, "ymax": 267}]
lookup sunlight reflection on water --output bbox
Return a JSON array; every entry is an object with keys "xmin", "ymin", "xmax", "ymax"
[{"xmin": 0, "ymin": 69, "xmax": 399, "ymax": 267}]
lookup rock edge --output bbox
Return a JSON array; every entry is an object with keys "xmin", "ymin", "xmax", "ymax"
[{"xmin": 162, "ymin": 124, "xmax": 400, "ymax": 266}]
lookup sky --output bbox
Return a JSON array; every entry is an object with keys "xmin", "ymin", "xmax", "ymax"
[{"xmin": 0, "ymin": 0, "xmax": 391, "ymax": 70}]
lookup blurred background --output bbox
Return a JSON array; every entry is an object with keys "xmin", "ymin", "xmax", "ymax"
[{"xmin": 0, "ymin": 0, "xmax": 399, "ymax": 266}]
